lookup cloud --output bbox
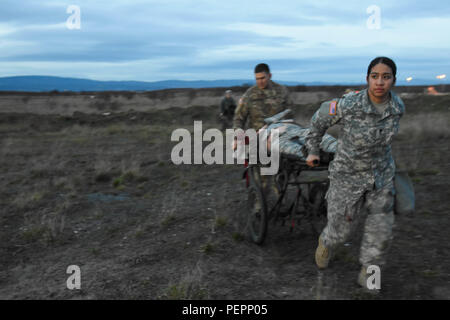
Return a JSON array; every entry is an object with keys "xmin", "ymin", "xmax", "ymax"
[{"xmin": 0, "ymin": 0, "xmax": 448, "ymax": 82}]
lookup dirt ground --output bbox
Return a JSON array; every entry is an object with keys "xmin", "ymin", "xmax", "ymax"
[{"xmin": 0, "ymin": 87, "xmax": 449, "ymax": 300}]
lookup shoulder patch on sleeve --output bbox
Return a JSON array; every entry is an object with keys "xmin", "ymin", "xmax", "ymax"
[{"xmin": 328, "ymin": 100, "xmax": 337, "ymax": 115}]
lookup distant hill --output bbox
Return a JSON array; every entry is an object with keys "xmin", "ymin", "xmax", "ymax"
[
  {"xmin": 0, "ymin": 75, "xmax": 446, "ymax": 92},
  {"xmin": 0, "ymin": 76, "xmax": 254, "ymax": 92}
]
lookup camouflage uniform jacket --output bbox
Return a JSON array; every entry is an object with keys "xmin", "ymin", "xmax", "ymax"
[
  {"xmin": 233, "ymin": 81, "xmax": 292, "ymax": 130},
  {"xmin": 306, "ymin": 89, "xmax": 405, "ymax": 191},
  {"xmin": 220, "ymin": 97, "xmax": 237, "ymax": 116}
]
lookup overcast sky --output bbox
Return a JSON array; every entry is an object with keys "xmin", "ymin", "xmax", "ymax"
[{"xmin": 0, "ymin": 0, "xmax": 449, "ymax": 83}]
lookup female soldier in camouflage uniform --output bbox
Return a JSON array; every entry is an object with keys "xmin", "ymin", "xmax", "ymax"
[{"xmin": 305, "ymin": 57, "xmax": 404, "ymax": 289}]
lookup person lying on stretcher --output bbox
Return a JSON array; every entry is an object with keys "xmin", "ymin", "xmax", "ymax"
[{"xmin": 258, "ymin": 109, "xmax": 337, "ymax": 163}]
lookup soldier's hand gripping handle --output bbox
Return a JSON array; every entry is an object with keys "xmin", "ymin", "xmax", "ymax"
[{"xmin": 306, "ymin": 154, "xmax": 320, "ymax": 167}]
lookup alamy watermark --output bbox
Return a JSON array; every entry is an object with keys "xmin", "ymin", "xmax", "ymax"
[
  {"xmin": 366, "ymin": 265, "xmax": 381, "ymax": 290},
  {"xmin": 366, "ymin": 5, "xmax": 381, "ymax": 30},
  {"xmin": 66, "ymin": 5, "xmax": 81, "ymax": 30},
  {"xmin": 66, "ymin": 265, "xmax": 81, "ymax": 290},
  {"xmin": 170, "ymin": 121, "xmax": 280, "ymax": 175}
]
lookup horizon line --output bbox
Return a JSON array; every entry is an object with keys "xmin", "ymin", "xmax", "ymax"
[{"xmin": 0, "ymin": 74, "xmax": 447, "ymax": 85}]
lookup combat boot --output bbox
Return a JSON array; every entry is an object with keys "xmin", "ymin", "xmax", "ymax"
[
  {"xmin": 357, "ymin": 266, "xmax": 368, "ymax": 288},
  {"xmin": 315, "ymin": 236, "xmax": 332, "ymax": 269}
]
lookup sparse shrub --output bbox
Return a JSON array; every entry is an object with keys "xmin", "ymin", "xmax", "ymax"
[
  {"xmin": 214, "ymin": 216, "xmax": 227, "ymax": 228},
  {"xmin": 22, "ymin": 226, "xmax": 49, "ymax": 243},
  {"xmin": 21, "ymin": 206, "xmax": 66, "ymax": 245},
  {"xmin": 416, "ymin": 169, "xmax": 440, "ymax": 176},
  {"xmin": 106, "ymin": 225, "xmax": 121, "ymax": 236},
  {"xmin": 412, "ymin": 177, "xmax": 422, "ymax": 183},
  {"xmin": 111, "ymin": 166, "xmax": 141, "ymax": 189},
  {"xmin": 160, "ymin": 214, "xmax": 176, "ymax": 227},
  {"xmin": 45, "ymin": 208, "xmax": 67, "ymax": 241},
  {"xmin": 95, "ymin": 159, "xmax": 117, "ymax": 183},
  {"xmin": 90, "ymin": 248, "xmax": 101, "ymax": 256},
  {"xmin": 160, "ymin": 264, "xmax": 208, "ymax": 300},
  {"xmin": 31, "ymin": 192, "xmax": 45, "ymax": 202},
  {"xmin": 122, "ymin": 171, "xmax": 136, "ymax": 182},
  {"xmin": 93, "ymin": 204, "xmax": 104, "ymax": 219},
  {"xmin": 157, "ymin": 161, "xmax": 165, "ymax": 167},
  {"xmin": 71, "ymin": 136, "xmax": 88, "ymax": 144},
  {"xmin": 113, "ymin": 177, "xmax": 124, "ymax": 187},
  {"xmin": 137, "ymin": 182, "xmax": 146, "ymax": 190},
  {"xmin": 134, "ymin": 228, "xmax": 145, "ymax": 239},
  {"xmin": 200, "ymin": 242, "xmax": 214, "ymax": 254},
  {"xmin": 13, "ymin": 191, "xmax": 49, "ymax": 209},
  {"xmin": 54, "ymin": 177, "xmax": 68, "ymax": 188},
  {"xmin": 421, "ymin": 269, "xmax": 439, "ymax": 277},
  {"xmin": 232, "ymin": 232, "xmax": 244, "ymax": 242},
  {"xmin": 143, "ymin": 192, "xmax": 153, "ymax": 199},
  {"xmin": 181, "ymin": 180, "xmax": 189, "ymax": 188},
  {"xmin": 106, "ymin": 124, "xmax": 125, "ymax": 135},
  {"xmin": 165, "ymin": 284, "xmax": 188, "ymax": 300}
]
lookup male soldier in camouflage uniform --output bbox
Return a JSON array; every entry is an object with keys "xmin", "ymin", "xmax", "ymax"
[
  {"xmin": 219, "ymin": 90, "xmax": 237, "ymax": 131},
  {"xmin": 233, "ymin": 63, "xmax": 293, "ymax": 205},
  {"xmin": 305, "ymin": 57, "xmax": 404, "ymax": 289},
  {"xmin": 233, "ymin": 63, "xmax": 292, "ymax": 131}
]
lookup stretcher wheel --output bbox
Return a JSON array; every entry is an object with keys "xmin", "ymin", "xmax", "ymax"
[{"xmin": 247, "ymin": 166, "xmax": 268, "ymax": 245}]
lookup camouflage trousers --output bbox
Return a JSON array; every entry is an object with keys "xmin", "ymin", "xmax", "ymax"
[
  {"xmin": 219, "ymin": 114, "xmax": 234, "ymax": 131},
  {"xmin": 321, "ymin": 178, "xmax": 395, "ymax": 267}
]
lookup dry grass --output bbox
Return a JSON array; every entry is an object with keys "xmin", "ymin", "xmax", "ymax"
[
  {"xmin": 398, "ymin": 113, "xmax": 450, "ymax": 141},
  {"xmin": 19, "ymin": 199, "xmax": 70, "ymax": 244},
  {"xmin": 94, "ymin": 158, "xmax": 117, "ymax": 182},
  {"xmin": 393, "ymin": 113, "xmax": 449, "ymax": 171},
  {"xmin": 12, "ymin": 190, "xmax": 49, "ymax": 209},
  {"xmin": 159, "ymin": 262, "xmax": 208, "ymax": 299},
  {"xmin": 159, "ymin": 189, "xmax": 180, "ymax": 228}
]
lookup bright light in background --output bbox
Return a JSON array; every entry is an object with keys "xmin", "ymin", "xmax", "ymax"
[
  {"xmin": 406, "ymin": 77, "xmax": 413, "ymax": 82},
  {"xmin": 436, "ymin": 74, "xmax": 446, "ymax": 79}
]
